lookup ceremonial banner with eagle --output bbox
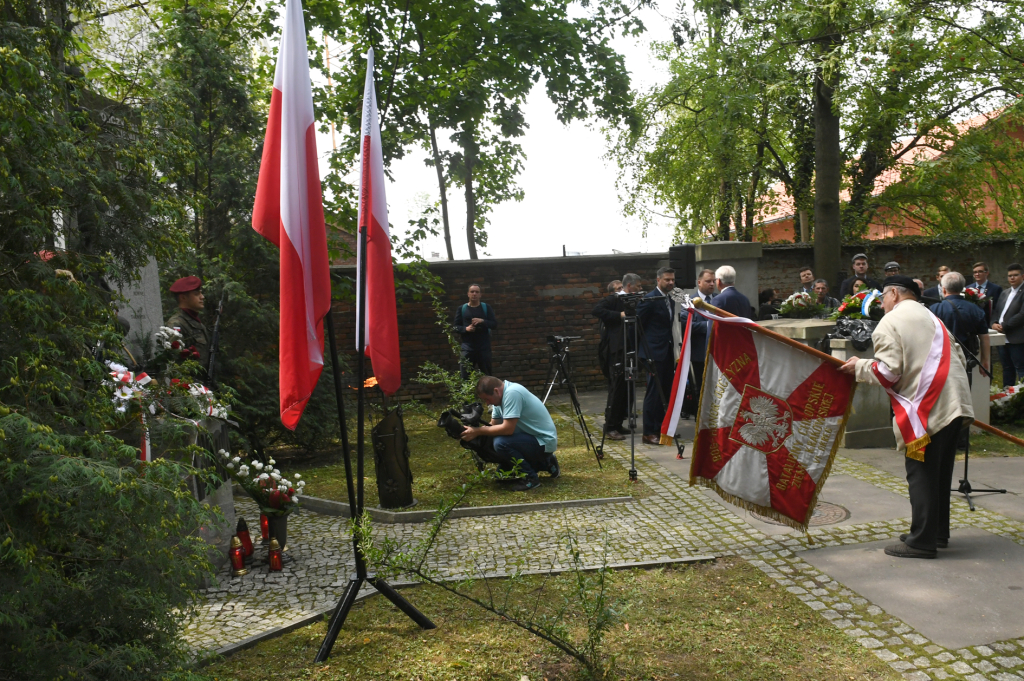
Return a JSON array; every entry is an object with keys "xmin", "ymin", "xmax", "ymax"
[{"xmin": 689, "ymin": 311, "xmax": 856, "ymax": 530}]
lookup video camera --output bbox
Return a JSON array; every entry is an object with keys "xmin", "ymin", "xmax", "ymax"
[
  {"xmin": 547, "ymin": 334, "xmax": 581, "ymax": 351},
  {"xmin": 618, "ymin": 291, "xmax": 646, "ymax": 312},
  {"xmin": 436, "ymin": 402, "xmax": 505, "ymax": 472}
]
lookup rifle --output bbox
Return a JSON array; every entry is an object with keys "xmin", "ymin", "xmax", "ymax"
[{"xmin": 207, "ymin": 290, "xmax": 226, "ymax": 387}]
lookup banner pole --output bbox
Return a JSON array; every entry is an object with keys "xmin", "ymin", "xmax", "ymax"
[{"xmin": 692, "ymin": 298, "xmax": 843, "ymax": 367}]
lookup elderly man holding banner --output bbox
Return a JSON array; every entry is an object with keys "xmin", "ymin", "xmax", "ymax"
[{"xmin": 838, "ymin": 275, "xmax": 974, "ymax": 559}]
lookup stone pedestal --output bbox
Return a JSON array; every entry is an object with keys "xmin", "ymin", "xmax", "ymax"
[
  {"xmin": 111, "ymin": 256, "xmax": 163, "ymax": 364},
  {"xmin": 971, "ymin": 331, "xmax": 1005, "ymax": 429},
  {"xmin": 696, "ymin": 241, "xmax": 763, "ymax": 310},
  {"xmin": 758, "ymin": 318, "xmax": 835, "ymax": 349},
  {"xmin": 830, "ymin": 338, "xmax": 897, "ymax": 449}
]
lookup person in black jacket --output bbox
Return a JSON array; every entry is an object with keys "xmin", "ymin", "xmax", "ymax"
[
  {"xmin": 592, "ymin": 274, "xmax": 641, "ymax": 440},
  {"xmin": 930, "ymin": 271, "xmax": 990, "ymax": 373},
  {"xmin": 637, "ymin": 267, "xmax": 682, "ymax": 444},
  {"xmin": 453, "ymin": 284, "xmax": 497, "ymax": 379},
  {"xmin": 839, "ymin": 253, "xmax": 883, "ymax": 297},
  {"xmin": 992, "ymin": 263, "xmax": 1024, "ymax": 387},
  {"xmin": 710, "ymin": 265, "xmax": 754, "ymax": 318}
]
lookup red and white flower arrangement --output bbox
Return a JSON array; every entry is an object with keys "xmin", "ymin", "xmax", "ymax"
[
  {"xmin": 963, "ymin": 288, "xmax": 988, "ymax": 309},
  {"xmin": 218, "ymin": 449, "xmax": 305, "ymax": 516},
  {"xmin": 777, "ymin": 291, "xmax": 824, "ymax": 318}
]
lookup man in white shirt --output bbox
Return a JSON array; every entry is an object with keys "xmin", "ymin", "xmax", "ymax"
[{"xmin": 992, "ymin": 263, "xmax": 1024, "ymax": 387}]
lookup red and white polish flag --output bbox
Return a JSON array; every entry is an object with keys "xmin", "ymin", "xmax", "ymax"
[
  {"xmin": 252, "ymin": 0, "xmax": 331, "ymax": 430},
  {"xmin": 356, "ymin": 48, "xmax": 401, "ymax": 395},
  {"xmin": 688, "ymin": 312, "xmax": 856, "ymax": 530}
]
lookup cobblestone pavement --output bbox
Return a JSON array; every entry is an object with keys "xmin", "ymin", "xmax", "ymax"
[{"xmin": 185, "ymin": 414, "xmax": 1024, "ymax": 680}]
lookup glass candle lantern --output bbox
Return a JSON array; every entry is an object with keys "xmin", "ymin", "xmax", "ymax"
[
  {"xmin": 229, "ymin": 536, "xmax": 249, "ymax": 576},
  {"xmin": 236, "ymin": 518, "xmax": 254, "ymax": 558},
  {"xmin": 259, "ymin": 513, "xmax": 270, "ymax": 542},
  {"xmin": 268, "ymin": 538, "xmax": 283, "ymax": 572}
]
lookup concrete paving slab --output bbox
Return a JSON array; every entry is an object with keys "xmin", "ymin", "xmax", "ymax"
[
  {"xmin": 696, "ymin": 474, "xmax": 912, "ymax": 536},
  {"xmin": 802, "ymin": 527, "xmax": 1024, "ymax": 650},
  {"xmin": 843, "ymin": 448, "xmax": 1024, "ymax": 522}
]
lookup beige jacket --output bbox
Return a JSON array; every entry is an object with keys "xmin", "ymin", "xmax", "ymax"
[{"xmin": 854, "ymin": 299, "xmax": 973, "ymax": 454}]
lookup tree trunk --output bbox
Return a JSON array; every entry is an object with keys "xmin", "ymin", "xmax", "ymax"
[
  {"xmin": 744, "ymin": 141, "xmax": 765, "ymax": 242},
  {"xmin": 799, "ymin": 209, "xmax": 809, "ymax": 243},
  {"xmin": 813, "ymin": 66, "xmax": 842, "ymax": 290},
  {"xmin": 717, "ymin": 179, "xmax": 732, "ymax": 240},
  {"xmin": 463, "ymin": 136, "xmax": 478, "ymax": 260},
  {"xmin": 428, "ymin": 121, "xmax": 454, "ymax": 260}
]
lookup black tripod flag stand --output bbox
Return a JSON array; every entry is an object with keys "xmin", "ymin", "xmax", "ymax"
[{"xmin": 313, "ymin": 47, "xmax": 434, "ymax": 664}]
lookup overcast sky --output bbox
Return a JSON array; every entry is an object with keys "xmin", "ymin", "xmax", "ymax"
[{"xmin": 316, "ymin": 2, "xmax": 680, "ymax": 261}]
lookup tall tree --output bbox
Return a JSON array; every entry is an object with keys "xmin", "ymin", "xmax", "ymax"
[{"xmin": 308, "ymin": 0, "xmax": 646, "ymax": 259}]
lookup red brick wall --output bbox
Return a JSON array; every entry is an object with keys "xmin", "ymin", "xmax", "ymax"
[
  {"xmin": 330, "ymin": 253, "xmax": 667, "ymax": 400},
  {"xmin": 332, "ymin": 238, "xmax": 1024, "ymax": 401}
]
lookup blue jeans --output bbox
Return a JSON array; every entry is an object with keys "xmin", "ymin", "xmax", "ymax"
[
  {"xmin": 999, "ymin": 343, "xmax": 1024, "ymax": 387},
  {"xmin": 492, "ymin": 431, "xmax": 548, "ymax": 479}
]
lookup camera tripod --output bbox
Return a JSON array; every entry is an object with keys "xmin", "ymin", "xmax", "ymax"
[
  {"xmin": 597, "ymin": 296, "xmax": 686, "ymax": 481},
  {"xmin": 541, "ymin": 335, "xmax": 602, "ymax": 467},
  {"xmin": 952, "ymin": 342, "xmax": 1006, "ymax": 510}
]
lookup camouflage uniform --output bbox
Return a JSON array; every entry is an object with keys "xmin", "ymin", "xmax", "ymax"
[{"xmin": 165, "ymin": 307, "xmax": 210, "ymax": 368}]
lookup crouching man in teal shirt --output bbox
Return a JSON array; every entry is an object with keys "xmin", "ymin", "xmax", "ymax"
[{"xmin": 460, "ymin": 375, "xmax": 560, "ymax": 491}]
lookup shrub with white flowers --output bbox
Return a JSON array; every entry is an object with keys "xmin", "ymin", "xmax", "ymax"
[{"xmin": 218, "ymin": 449, "xmax": 305, "ymax": 516}]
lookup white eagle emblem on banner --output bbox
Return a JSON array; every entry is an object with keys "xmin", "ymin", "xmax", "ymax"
[{"xmin": 730, "ymin": 387, "xmax": 792, "ymax": 453}]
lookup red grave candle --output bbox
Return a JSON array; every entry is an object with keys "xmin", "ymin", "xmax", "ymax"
[
  {"xmin": 268, "ymin": 538, "xmax": 283, "ymax": 572},
  {"xmin": 236, "ymin": 518, "xmax": 254, "ymax": 557},
  {"xmin": 229, "ymin": 536, "xmax": 248, "ymax": 576},
  {"xmin": 259, "ymin": 513, "xmax": 269, "ymax": 541}
]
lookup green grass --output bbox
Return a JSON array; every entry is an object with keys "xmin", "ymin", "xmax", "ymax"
[
  {"xmin": 297, "ymin": 411, "xmax": 649, "ymax": 509},
  {"xmin": 965, "ymin": 421, "xmax": 1024, "ymax": 458},
  {"xmin": 203, "ymin": 558, "xmax": 898, "ymax": 681}
]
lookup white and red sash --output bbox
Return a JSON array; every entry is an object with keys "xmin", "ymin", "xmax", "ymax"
[{"xmin": 870, "ymin": 314, "xmax": 951, "ymax": 460}]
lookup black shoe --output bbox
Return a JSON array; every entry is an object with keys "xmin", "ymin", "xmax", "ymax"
[
  {"xmin": 547, "ymin": 455, "xmax": 560, "ymax": 478},
  {"xmin": 605, "ymin": 430, "xmax": 626, "ymax": 441},
  {"xmin": 899, "ymin": 533, "xmax": 948, "ymax": 548},
  {"xmin": 885, "ymin": 541, "xmax": 936, "ymax": 559},
  {"xmin": 509, "ymin": 477, "xmax": 542, "ymax": 492}
]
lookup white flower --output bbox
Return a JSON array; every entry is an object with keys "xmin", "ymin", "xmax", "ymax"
[
  {"xmin": 297, "ymin": 480, "xmax": 306, "ymax": 487},
  {"xmin": 149, "ymin": 403, "xmax": 156, "ymax": 415},
  {"xmin": 268, "ymin": 458, "xmax": 276, "ymax": 465},
  {"xmin": 258, "ymin": 473, "xmax": 269, "ymax": 480},
  {"xmin": 271, "ymin": 472, "xmax": 281, "ymax": 481},
  {"xmin": 294, "ymin": 474, "xmax": 301, "ymax": 480},
  {"xmin": 278, "ymin": 484, "xmax": 288, "ymax": 492},
  {"xmin": 226, "ymin": 462, "xmax": 234, "ymax": 469},
  {"xmin": 219, "ymin": 449, "xmax": 229, "ymax": 458},
  {"xmin": 107, "ymin": 361, "xmax": 128, "ymax": 374},
  {"xmin": 254, "ymin": 462, "xmax": 264, "ymax": 470},
  {"xmin": 237, "ymin": 465, "xmax": 249, "ymax": 476},
  {"xmin": 272, "ymin": 468, "xmax": 280, "ymax": 475},
  {"xmin": 232, "ymin": 456, "xmax": 240, "ymax": 464}
]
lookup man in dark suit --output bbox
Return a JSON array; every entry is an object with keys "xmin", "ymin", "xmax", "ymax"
[
  {"xmin": 710, "ymin": 265, "xmax": 754, "ymax": 318},
  {"xmin": 839, "ymin": 253, "xmax": 883, "ymax": 298},
  {"xmin": 637, "ymin": 267, "xmax": 680, "ymax": 445},
  {"xmin": 686, "ymin": 269, "xmax": 716, "ymax": 400},
  {"xmin": 592, "ymin": 274, "xmax": 641, "ymax": 440},
  {"xmin": 967, "ymin": 261, "xmax": 1002, "ymax": 324},
  {"xmin": 922, "ymin": 265, "xmax": 950, "ymax": 302},
  {"xmin": 992, "ymin": 263, "xmax": 1024, "ymax": 387}
]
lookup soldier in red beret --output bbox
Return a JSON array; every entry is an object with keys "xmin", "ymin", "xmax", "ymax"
[{"xmin": 166, "ymin": 276, "xmax": 210, "ymax": 367}]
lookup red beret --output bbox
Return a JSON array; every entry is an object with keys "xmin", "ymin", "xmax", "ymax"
[{"xmin": 169, "ymin": 276, "xmax": 203, "ymax": 293}]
